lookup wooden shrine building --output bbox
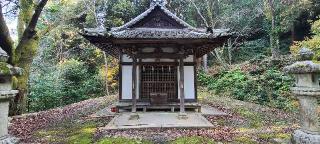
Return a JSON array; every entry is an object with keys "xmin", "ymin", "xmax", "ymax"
[{"xmin": 82, "ymin": 0, "xmax": 232, "ymax": 114}]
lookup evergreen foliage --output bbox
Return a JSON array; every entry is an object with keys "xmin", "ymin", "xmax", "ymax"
[{"xmin": 198, "ymin": 68, "xmax": 296, "ymax": 111}]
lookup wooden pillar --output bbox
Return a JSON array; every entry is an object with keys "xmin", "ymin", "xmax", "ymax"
[
  {"xmin": 132, "ymin": 57, "xmax": 137, "ymax": 113},
  {"xmin": 179, "ymin": 57, "xmax": 186, "ymax": 114}
]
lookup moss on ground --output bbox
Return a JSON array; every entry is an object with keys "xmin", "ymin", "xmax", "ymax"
[
  {"xmin": 67, "ymin": 123, "xmax": 96, "ymax": 144},
  {"xmin": 197, "ymin": 87, "xmax": 297, "ymax": 143},
  {"xmin": 97, "ymin": 137, "xmax": 152, "ymax": 144},
  {"xmin": 170, "ymin": 136, "xmax": 216, "ymax": 144},
  {"xmin": 234, "ymin": 136, "xmax": 257, "ymax": 144},
  {"xmin": 34, "ymin": 120, "xmax": 99, "ymax": 143},
  {"xmin": 257, "ymin": 132, "xmax": 291, "ymax": 141},
  {"xmin": 34, "ymin": 119, "xmax": 153, "ymax": 144},
  {"xmin": 235, "ymin": 107, "xmax": 263, "ymax": 128},
  {"xmin": 30, "ymin": 88, "xmax": 296, "ymax": 143}
]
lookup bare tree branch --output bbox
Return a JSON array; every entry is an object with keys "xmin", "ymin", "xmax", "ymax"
[
  {"xmin": 1, "ymin": 0, "xmax": 19, "ymax": 16},
  {"xmin": 0, "ymin": 2, "xmax": 14, "ymax": 63},
  {"xmin": 205, "ymin": 0, "xmax": 214, "ymax": 27},
  {"xmin": 15, "ymin": 0, "xmax": 49, "ymax": 62},
  {"xmin": 189, "ymin": 0, "xmax": 209, "ymax": 27},
  {"xmin": 81, "ymin": 0, "xmax": 104, "ymax": 27}
]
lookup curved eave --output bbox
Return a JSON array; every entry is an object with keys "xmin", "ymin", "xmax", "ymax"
[
  {"xmin": 82, "ymin": 32, "xmax": 231, "ymax": 59},
  {"xmin": 82, "ymin": 31, "xmax": 231, "ymax": 44}
]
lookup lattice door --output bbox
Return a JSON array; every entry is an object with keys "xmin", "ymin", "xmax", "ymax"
[{"xmin": 140, "ymin": 65, "xmax": 178, "ymax": 102}]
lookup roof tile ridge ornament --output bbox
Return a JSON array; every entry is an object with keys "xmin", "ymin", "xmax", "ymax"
[
  {"xmin": 150, "ymin": 0, "xmax": 167, "ymax": 7},
  {"xmin": 112, "ymin": 0, "xmax": 196, "ymax": 32},
  {"xmin": 0, "ymin": 47, "xmax": 9, "ymax": 63}
]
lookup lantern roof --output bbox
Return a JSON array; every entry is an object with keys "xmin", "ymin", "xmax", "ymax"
[
  {"xmin": 0, "ymin": 47, "xmax": 9, "ymax": 63},
  {"xmin": 284, "ymin": 48, "xmax": 320, "ymax": 74}
]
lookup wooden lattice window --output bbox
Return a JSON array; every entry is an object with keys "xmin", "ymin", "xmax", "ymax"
[{"xmin": 140, "ymin": 65, "xmax": 178, "ymax": 102}]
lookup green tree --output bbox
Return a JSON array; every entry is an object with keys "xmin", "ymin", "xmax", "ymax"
[
  {"xmin": 0, "ymin": 0, "xmax": 49, "ymax": 115},
  {"xmin": 290, "ymin": 18, "xmax": 320, "ymax": 57},
  {"xmin": 28, "ymin": 0, "xmax": 120, "ymax": 112},
  {"xmin": 263, "ymin": 0, "xmax": 309, "ymax": 59}
]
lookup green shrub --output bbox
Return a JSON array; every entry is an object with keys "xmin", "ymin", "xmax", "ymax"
[
  {"xmin": 97, "ymin": 138, "xmax": 152, "ymax": 144},
  {"xmin": 29, "ymin": 70, "xmax": 64, "ymax": 111},
  {"xmin": 29, "ymin": 59, "xmax": 105, "ymax": 112},
  {"xmin": 232, "ymin": 38, "xmax": 270, "ymax": 62},
  {"xmin": 198, "ymin": 68, "xmax": 296, "ymax": 111}
]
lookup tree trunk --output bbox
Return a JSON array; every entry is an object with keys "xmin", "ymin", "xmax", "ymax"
[
  {"xmin": 291, "ymin": 23, "xmax": 295, "ymax": 43},
  {"xmin": 212, "ymin": 49, "xmax": 229, "ymax": 70},
  {"xmin": 268, "ymin": 0, "xmax": 280, "ymax": 59},
  {"xmin": 0, "ymin": 3, "xmax": 14, "ymax": 64},
  {"xmin": 203, "ymin": 54, "xmax": 208, "ymax": 73},
  {"xmin": 270, "ymin": 18, "xmax": 280, "ymax": 59},
  {"xmin": 103, "ymin": 52, "xmax": 110, "ymax": 96},
  {"xmin": 12, "ymin": 38, "xmax": 39, "ymax": 115},
  {"xmin": 228, "ymin": 39, "xmax": 232, "ymax": 65},
  {"xmin": 9, "ymin": 0, "xmax": 49, "ymax": 115}
]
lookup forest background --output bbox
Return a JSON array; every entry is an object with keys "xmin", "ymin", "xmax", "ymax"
[{"xmin": 1, "ymin": 0, "xmax": 320, "ymax": 115}]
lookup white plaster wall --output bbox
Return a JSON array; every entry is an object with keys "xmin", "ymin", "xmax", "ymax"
[
  {"xmin": 140, "ymin": 55, "xmax": 193, "ymax": 63},
  {"xmin": 184, "ymin": 55, "xmax": 194, "ymax": 62},
  {"xmin": 141, "ymin": 59, "xmax": 155, "ymax": 62},
  {"xmin": 162, "ymin": 47, "xmax": 175, "ymax": 53},
  {"xmin": 142, "ymin": 47, "xmax": 156, "ymax": 53},
  {"xmin": 178, "ymin": 66, "xmax": 195, "ymax": 100},
  {"xmin": 122, "ymin": 66, "xmax": 132, "ymax": 100},
  {"xmin": 121, "ymin": 66, "xmax": 139, "ymax": 100},
  {"xmin": 123, "ymin": 54, "xmax": 193, "ymax": 63},
  {"xmin": 122, "ymin": 54, "xmax": 132, "ymax": 62},
  {"xmin": 141, "ymin": 59, "xmax": 175, "ymax": 62},
  {"xmin": 160, "ymin": 59, "xmax": 175, "ymax": 62}
]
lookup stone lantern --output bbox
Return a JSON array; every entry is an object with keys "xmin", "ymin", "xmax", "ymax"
[
  {"xmin": 0, "ymin": 47, "xmax": 22, "ymax": 143},
  {"xmin": 284, "ymin": 48, "xmax": 320, "ymax": 143}
]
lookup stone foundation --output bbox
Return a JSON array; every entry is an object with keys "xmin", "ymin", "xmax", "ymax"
[
  {"xmin": 292, "ymin": 130, "xmax": 320, "ymax": 144},
  {"xmin": 0, "ymin": 93, "xmax": 18, "ymax": 144},
  {"xmin": 0, "ymin": 135, "xmax": 19, "ymax": 144},
  {"xmin": 0, "ymin": 101, "xmax": 9, "ymax": 138}
]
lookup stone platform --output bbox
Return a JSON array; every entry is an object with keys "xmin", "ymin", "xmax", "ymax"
[
  {"xmin": 115, "ymin": 102, "xmax": 202, "ymax": 112},
  {"xmin": 104, "ymin": 112, "xmax": 214, "ymax": 130},
  {"xmin": 0, "ymin": 135, "xmax": 19, "ymax": 144}
]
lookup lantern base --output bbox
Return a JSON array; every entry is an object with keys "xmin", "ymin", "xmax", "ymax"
[
  {"xmin": 292, "ymin": 130, "xmax": 320, "ymax": 144},
  {"xmin": 0, "ymin": 135, "xmax": 19, "ymax": 144}
]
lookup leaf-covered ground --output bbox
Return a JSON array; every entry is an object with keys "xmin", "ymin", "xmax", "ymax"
[{"xmin": 9, "ymin": 88, "xmax": 299, "ymax": 144}]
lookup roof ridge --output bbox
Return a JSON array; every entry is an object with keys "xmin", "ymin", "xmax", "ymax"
[{"xmin": 112, "ymin": 4, "xmax": 196, "ymax": 31}]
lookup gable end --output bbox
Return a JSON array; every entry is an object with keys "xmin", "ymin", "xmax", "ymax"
[{"xmin": 129, "ymin": 6, "xmax": 186, "ymax": 29}]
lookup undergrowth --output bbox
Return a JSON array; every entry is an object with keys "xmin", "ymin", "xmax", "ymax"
[{"xmin": 198, "ymin": 67, "xmax": 297, "ymax": 111}]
